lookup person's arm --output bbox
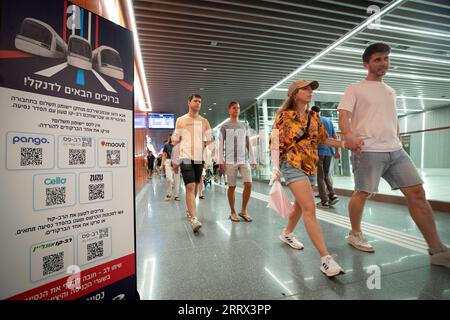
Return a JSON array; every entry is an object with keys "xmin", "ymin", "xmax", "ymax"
[
  {"xmin": 171, "ymin": 120, "xmax": 182, "ymax": 171},
  {"xmin": 246, "ymin": 134, "xmax": 257, "ymax": 169},
  {"xmin": 218, "ymin": 125, "xmax": 226, "ymax": 173},
  {"xmin": 269, "ymin": 115, "xmax": 282, "ymax": 181},
  {"xmin": 171, "ymin": 119, "xmax": 182, "ymax": 146},
  {"xmin": 161, "ymin": 151, "xmax": 167, "ymax": 170},
  {"xmin": 338, "ymin": 110, "xmax": 364, "ymax": 152}
]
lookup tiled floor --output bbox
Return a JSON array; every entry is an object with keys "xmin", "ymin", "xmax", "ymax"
[{"xmin": 135, "ymin": 177, "xmax": 450, "ymax": 300}]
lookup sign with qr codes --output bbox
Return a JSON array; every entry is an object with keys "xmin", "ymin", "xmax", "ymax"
[{"xmin": 0, "ymin": 0, "xmax": 137, "ymax": 300}]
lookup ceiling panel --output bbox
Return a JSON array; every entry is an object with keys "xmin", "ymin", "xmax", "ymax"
[{"xmin": 133, "ymin": 0, "xmax": 450, "ymax": 127}]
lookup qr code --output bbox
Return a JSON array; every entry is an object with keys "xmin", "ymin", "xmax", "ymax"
[
  {"xmin": 69, "ymin": 149, "xmax": 86, "ymax": 165},
  {"xmin": 87, "ymin": 240, "xmax": 104, "ymax": 261},
  {"xmin": 43, "ymin": 252, "xmax": 64, "ymax": 276},
  {"xmin": 20, "ymin": 147, "xmax": 42, "ymax": 166},
  {"xmin": 46, "ymin": 187, "xmax": 66, "ymax": 206},
  {"xmin": 99, "ymin": 228, "xmax": 109, "ymax": 239},
  {"xmin": 82, "ymin": 137, "xmax": 92, "ymax": 147},
  {"xmin": 106, "ymin": 150, "xmax": 120, "ymax": 165},
  {"xmin": 89, "ymin": 183, "xmax": 104, "ymax": 201}
]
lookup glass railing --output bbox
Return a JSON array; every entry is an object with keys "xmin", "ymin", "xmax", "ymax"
[{"xmin": 250, "ymin": 127, "xmax": 450, "ymax": 202}]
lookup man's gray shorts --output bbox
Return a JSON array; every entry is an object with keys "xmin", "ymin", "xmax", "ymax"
[
  {"xmin": 351, "ymin": 149, "xmax": 423, "ymax": 194},
  {"xmin": 226, "ymin": 163, "xmax": 252, "ymax": 187}
]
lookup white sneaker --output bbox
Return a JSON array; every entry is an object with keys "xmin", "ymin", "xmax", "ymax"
[
  {"xmin": 164, "ymin": 195, "xmax": 171, "ymax": 201},
  {"xmin": 347, "ymin": 231, "xmax": 375, "ymax": 252},
  {"xmin": 174, "ymin": 196, "xmax": 180, "ymax": 201},
  {"xmin": 320, "ymin": 255, "xmax": 345, "ymax": 277},
  {"xmin": 279, "ymin": 231, "xmax": 304, "ymax": 250},
  {"xmin": 430, "ymin": 246, "xmax": 450, "ymax": 267},
  {"xmin": 189, "ymin": 216, "xmax": 202, "ymax": 232}
]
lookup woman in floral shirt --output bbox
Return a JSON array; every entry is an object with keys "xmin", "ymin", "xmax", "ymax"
[{"xmin": 270, "ymin": 79, "xmax": 362, "ymax": 277}]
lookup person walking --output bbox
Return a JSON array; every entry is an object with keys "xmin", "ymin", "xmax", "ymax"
[
  {"xmin": 172, "ymin": 94, "xmax": 213, "ymax": 233},
  {"xmin": 311, "ymin": 106, "xmax": 340, "ymax": 209},
  {"xmin": 270, "ymin": 79, "xmax": 362, "ymax": 277},
  {"xmin": 160, "ymin": 135, "xmax": 181, "ymax": 201},
  {"xmin": 219, "ymin": 101, "xmax": 257, "ymax": 222},
  {"xmin": 338, "ymin": 42, "xmax": 449, "ymax": 266}
]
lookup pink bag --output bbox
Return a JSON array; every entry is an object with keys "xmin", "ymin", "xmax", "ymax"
[{"xmin": 267, "ymin": 180, "xmax": 294, "ymax": 217}]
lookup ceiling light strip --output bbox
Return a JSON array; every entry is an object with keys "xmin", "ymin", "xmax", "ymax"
[
  {"xmin": 126, "ymin": 0, "xmax": 152, "ymax": 111},
  {"xmin": 308, "ymin": 65, "xmax": 450, "ymax": 82},
  {"xmin": 275, "ymin": 88, "xmax": 450, "ymax": 102},
  {"xmin": 335, "ymin": 47, "xmax": 450, "ymax": 65},
  {"xmin": 255, "ymin": 0, "xmax": 408, "ymax": 100}
]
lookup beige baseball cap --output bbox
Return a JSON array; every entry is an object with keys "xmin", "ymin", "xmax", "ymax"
[{"xmin": 287, "ymin": 80, "xmax": 319, "ymax": 97}]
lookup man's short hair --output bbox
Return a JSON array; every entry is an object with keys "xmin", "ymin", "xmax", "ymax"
[
  {"xmin": 227, "ymin": 101, "xmax": 239, "ymax": 109},
  {"xmin": 311, "ymin": 105, "xmax": 320, "ymax": 113},
  {"xmin": 362, "ymin": 42, "xmax": 391, "ymax": 63},
  {"xmin": 188, "ymin": 94, "xmax": 202, "ymax": 101}
]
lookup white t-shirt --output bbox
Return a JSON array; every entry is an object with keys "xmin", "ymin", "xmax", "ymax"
[
  {"xmin": 338, "ymin": 79, "xmax": 402, "ymax": 152},
  {"xmin": 172, "ymin": 114, "xmax": 212, "ymax": 161}
]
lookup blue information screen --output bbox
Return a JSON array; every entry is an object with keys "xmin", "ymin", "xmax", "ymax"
[{"xmin": 148, "ymin": 113, "xmax": 175, "ymax": 129}]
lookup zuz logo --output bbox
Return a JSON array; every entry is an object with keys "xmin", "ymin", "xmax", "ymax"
[
  {"xmin": 100, "ymin": 141, "xmax": 125, "ymax": 148},
  {"xmin": 13, "ymin": 135, "xmax": 50, "ymax": 145}
]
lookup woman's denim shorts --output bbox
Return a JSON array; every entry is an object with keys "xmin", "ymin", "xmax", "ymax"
[{"xmin": 280, "ymin": 161, "xmax": 316, "ymax": 186}]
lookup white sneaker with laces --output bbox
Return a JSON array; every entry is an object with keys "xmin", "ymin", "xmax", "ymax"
[
  {"xmin": 320, "ymin": 255, "xmax": 345, "ymax": 277},
  {"xmin": 429, "ymin": 246, "xmax": 450, "ymax": 267},
  {"xmin": 279, "ymin": 231, "xmax": 304, "ymax": 250},
  {"xmin": 164, "ymin": 195, "xmax": 171, "ymax": 201},
  {"xmin": 347, "ymin": 231, "xmax": 375, "ymax": 252},
  {"xmin": 189, "ymin": 216, "xmax": 202, "ymax": 232}
]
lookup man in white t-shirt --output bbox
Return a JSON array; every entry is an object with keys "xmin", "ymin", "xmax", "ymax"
[
  {"xmin": 172, "ymin": 94, "xmax": 213, "ymax": 233},
  {"xmin": 338, "ymin": 42, "xmax": 449, "ymax": 267}
]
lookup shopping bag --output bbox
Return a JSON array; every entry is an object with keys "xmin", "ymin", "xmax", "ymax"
[{"xmin": 267, "ymin": 180, "xmax": 294, "ymax": 217}]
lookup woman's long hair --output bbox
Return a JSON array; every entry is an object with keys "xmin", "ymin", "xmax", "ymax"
[{"xmin": 275, "ymin": 88, "xmax": 309, "ymax": 117}]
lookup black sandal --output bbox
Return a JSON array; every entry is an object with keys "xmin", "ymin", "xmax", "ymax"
[{"xmin": 239, "ymin": 212, "xmax": 253, "ymax": 222}]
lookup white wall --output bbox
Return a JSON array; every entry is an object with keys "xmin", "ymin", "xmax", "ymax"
[{"xmin": 398, "ymin": 106, "xmax": 450, "ymax": 168}]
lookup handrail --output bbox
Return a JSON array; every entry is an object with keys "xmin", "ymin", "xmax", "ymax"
[{"xmin": 400, "ymin": 126, "xmax": 450, "ymax": 136}]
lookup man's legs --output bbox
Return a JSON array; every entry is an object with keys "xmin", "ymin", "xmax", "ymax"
[
  {"xmin": 401, "ymin": 185, "xmax": 444, "ymax": 249},
  {"xmin": 164, "ymin": 160, "xmax": 174, "ymax": 198},
  {"xmin": 322, "ymin": 156, "xmax": 337, "ymax": 199},
  {"xmin": 181, "ymin": 162, "xmax": 202, "ymax": 232},
  {"xmin": 173, "ymin": 171, "xmax": 180, "ymax": 198},
  {"xmin": 239, "ymin": 164, "xmax": 253, "ymax": 221},
  {"xmin": 226, "ymin": 165, "xmax": 239, "ymax": 221},
  {"xmin": 185, "ymin": 182, "xmax": 197, "ymax": 217},
  {"xmin": 347, "ymin": 152, "xmax": 385, "ymax": 252},
  {"xmin": 317, "ymin": 156, "xmax": 329, "ymax": 206},
  {"xmin": 348, "ymin": 191, "xmax": 370, "ymax": 233}
]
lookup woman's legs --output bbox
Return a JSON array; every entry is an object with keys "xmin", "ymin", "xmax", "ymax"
[{"xmin": 287, "ymin": 179, "xmax": 329, "ymax": 257}]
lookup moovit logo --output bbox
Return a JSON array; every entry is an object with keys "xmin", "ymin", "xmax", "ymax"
[
  {"xmin": 100, "ymin": 140, "xmax": 126, "ymax": 148},
  {"xmin": 12, "ymin": 135, "xmax": 50, "ymax": 145}
]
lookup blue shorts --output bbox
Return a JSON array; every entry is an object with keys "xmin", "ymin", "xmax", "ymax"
[
  {"xmin": 280, "ymin": 161, "xmax": 316, "ymax": 186},
  {"xmin": 351, "ymin": 149, "xmax": 423, "ymax": 194}
]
